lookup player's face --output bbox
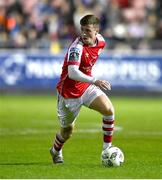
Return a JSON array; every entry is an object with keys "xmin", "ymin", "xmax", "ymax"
[{"xmin": 80, "ymin": 24, "xmax": 98, "ymax": 46}]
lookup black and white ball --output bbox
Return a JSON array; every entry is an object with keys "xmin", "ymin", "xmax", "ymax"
[{"xmin": 101, "ymin": 146, "xmax": 124, "ymax": 167}]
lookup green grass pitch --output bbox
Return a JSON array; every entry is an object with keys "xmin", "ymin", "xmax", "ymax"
[{"xmin": 0, "ymin": 95, "xmax": 162, "ymax": 179}]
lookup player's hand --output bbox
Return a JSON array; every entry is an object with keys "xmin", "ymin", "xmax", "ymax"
[{"xmin": 94, "ymin": 80, "xmax": 111, "ymax": 90}]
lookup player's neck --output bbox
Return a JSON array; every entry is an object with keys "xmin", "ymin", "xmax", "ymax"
[{"xmin": 87, "ymin": 38, "xmax": 97, "ymax": 47}]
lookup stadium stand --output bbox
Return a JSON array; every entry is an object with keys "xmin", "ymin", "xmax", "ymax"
[{"xmin": 0, "ymin": 0, "xmax": 162, "ymax": 51}]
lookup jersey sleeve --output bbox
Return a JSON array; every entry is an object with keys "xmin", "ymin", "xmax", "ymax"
[
  {"xmin": 96, "ymin": 34, "xmax": 106, "ymax": 48},
  {"xmin": 67, "ymin": 38, "xmax": 83, "ymax": 66}
]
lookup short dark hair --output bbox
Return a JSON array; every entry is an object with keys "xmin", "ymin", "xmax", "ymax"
[{"xmin": 80, "ymin": 14, "xmax": 100, "ymax": 26}]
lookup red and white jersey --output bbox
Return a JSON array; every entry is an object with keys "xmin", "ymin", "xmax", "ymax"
[{"xmin": 57, "ymin": 34, "xmax": 106, "ymax": 98}]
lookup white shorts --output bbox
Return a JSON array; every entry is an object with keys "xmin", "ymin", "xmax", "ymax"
[{"xmin": 57, "ymin": 84, "xmax": 106, "ymax": 127}]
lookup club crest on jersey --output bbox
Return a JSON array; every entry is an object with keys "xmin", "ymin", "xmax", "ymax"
[{"xmin": 85, "ymin": 53, "xmax": 89, "ymax": 58}]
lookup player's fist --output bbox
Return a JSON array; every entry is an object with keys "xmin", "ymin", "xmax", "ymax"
[{"xmin": 94, "ymin": 80, "xmax": 111, "ymax": 90}]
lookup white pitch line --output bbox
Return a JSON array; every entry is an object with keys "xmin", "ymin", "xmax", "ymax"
[
  {"xmin": 76, "ymin": 126, "xmax": 123, "ymax": 133},
  {"xmin": 1, "ymin": 127, "xmax": 162, "ymax": 136},
  {"xmin": 0, "ymin": 126, "xmax": 123, "ymax": 135}
]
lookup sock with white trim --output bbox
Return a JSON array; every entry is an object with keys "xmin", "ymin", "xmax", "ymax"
[
  {"xmin": 102, "ymin": 115, "xmax": 115, "ymax": 150},
  {"xmin": 52, "ymin": 133, "xmax": 65, "ymax": 153}
]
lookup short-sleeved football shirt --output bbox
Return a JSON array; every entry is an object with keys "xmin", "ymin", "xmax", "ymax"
[{"xmin": 57, "ymin": 34, "xmax": 105, "ymax": 98}]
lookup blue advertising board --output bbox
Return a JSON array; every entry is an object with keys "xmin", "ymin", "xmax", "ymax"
[{"xmin": 0, "ymin": 51, "xmax": 162, "ymax": 92}]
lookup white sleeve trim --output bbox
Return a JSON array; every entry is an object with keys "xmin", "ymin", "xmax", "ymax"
[{"xmin": 68, "ymin": 65, "xmax": 96, "ymax": 83}]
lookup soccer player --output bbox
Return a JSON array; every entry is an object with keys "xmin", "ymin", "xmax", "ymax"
[{"xmin": 50, "ymin": 14, "xmax": 115, "ymax": 164}]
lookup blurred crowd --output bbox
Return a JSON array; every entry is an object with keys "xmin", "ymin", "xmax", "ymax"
[{"xmin": 0, "ymin": 0, "xmax": 162, "ymax": 52}]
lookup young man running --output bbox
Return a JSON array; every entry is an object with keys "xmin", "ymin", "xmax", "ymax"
[{"xmin": 50, "ymin": 14, "xmax": 115, "ymax": 164}]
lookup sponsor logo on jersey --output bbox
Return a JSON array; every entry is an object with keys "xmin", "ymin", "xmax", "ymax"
[
  {"xmin": 70, "ymin": 47, "xmax": 80, "ymax": 54},
  {"xmin": 69, "ymin": 47, "xmax": 81, "ymax": 61},
  {"xmin": 69, "ymin": 52, "xmax": 80, "ymax": 61}
]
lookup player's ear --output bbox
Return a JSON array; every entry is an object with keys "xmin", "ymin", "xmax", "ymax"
[
  {"xmin": 93, "ymin": 24, "xmax": 99, "ymax": 34},
  {"xmin": 95, "ymin": 27, "xmax": 99, "ymax": 34}
]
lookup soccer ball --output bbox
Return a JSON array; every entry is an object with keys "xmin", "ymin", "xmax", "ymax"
[{"xmin": 101, "ymin": 146, "xmax": 124, "ymax": 167}]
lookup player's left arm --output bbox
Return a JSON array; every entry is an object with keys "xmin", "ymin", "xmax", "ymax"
[{"xmin": 92, "ymin": 34, "xmax": 111, "ymax": 90}]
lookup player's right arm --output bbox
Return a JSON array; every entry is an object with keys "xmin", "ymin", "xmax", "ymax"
[
  {"xmin": 68, "ymin": 65, "xmax": 96, "ymax": 83},
  {"xmin": 68, "ymin": 65, "xmax": 111, "ymax": 91},
  {"xmin": 67, "ymin": 38, "xmax": 96, "ymax": 84},
  {"xmin": 67, "ymin": 38, "xmax": 111, "ymax": 90},
  {"xmin": 93, "ymin": 80, "xmax": 111, "ymax": 90}
]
